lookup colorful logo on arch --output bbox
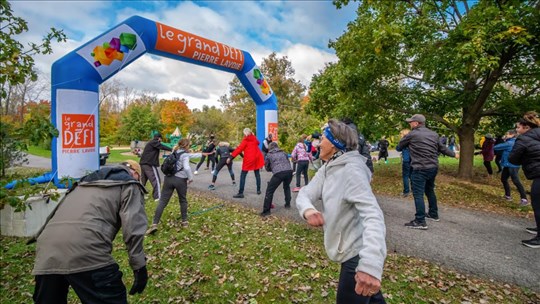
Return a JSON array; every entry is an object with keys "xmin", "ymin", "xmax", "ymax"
[{"xmin": 91, "ymin": 33, "xmax": 137, "ymax": 67}]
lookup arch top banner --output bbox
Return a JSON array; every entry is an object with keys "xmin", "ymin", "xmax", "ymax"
[
  {"xmin": 50, "ymin": 15, "xmax": 278, "ymax": 184},
  {"xmin": 155, "ymin": 22, "xmax": 245, "ymax": 72}
]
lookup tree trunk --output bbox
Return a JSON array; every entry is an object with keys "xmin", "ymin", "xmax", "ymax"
[{"xmin": 457, "ymin": 127, "xmax": 475, "ymax": 179}]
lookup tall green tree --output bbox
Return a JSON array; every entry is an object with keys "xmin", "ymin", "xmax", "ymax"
[
  {"xmin": 309, "ymin": 0, "xmax": 540, "ymax": 178},
  {"xmin": 117, "ymin": 103, "xmax": 161, "ymax": 143},
  {"xmin": 221, "ymin": 53, "xmax": 318, "ymax": 148},
  {"xmin": 191, "ymin": 105, "xmax": 234, "ymax": 141}
]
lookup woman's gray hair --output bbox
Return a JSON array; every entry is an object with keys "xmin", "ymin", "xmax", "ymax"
[
  {"xmin": 327, "ymin": 119, "xmax": 358, "ymax": 151},
  {"xmin": 243, "ymin": 128, "xmax": 252, "ymax": 136}
]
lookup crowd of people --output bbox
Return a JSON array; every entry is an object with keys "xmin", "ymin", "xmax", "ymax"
[{"xmin": 30, "ymin": 111, "xmax": 539, "ymax": 303}]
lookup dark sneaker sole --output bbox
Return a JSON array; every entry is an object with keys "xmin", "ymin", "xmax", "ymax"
[
  {"xmin": 526, "ymin": 228, "xmax": 538, "ymax": 235},
  {"xmin": 522, "ymin": 242, "xmax": 540, "ymax": 249}
]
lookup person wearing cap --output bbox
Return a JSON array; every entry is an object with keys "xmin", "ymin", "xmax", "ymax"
[
  {"xmin": 296, "ymin": 119, "xmax": 386, "ymax": 304},
  {"xmin": 397, "ymin": 114, "xmax": 457, "ymax": 230},
  {"xmin": 32, "ymin": 160, "xmax": 149, "ymax": 303},
  {"xmin": 139, "ymin": 133, "xmax": 172, "ymax": 201},
  {"xmin": 227, "ymin": 128, "xmax": 265, "ymax": 198}
]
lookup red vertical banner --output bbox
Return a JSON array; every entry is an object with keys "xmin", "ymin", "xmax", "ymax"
[
  {"xmin": 268, "ymin": 123, "xmax": 278, "ymax": 141},
  {"xmin": 62, "ymin": 114, "xmax": 95, "ymax": 149}
]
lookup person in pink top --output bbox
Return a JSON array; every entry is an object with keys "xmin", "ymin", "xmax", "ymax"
[
  {"xmin": 227, "ymin": 128, "xmax": 265, "ymax": 198},
  {"xmin": 291, "ymin": 136, "xmax": 313, "ymax": 192}
]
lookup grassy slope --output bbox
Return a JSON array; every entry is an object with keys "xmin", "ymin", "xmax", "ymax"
[{"xmin": 1, "ymin": 192, "xmax": 538, "ymax": 303}]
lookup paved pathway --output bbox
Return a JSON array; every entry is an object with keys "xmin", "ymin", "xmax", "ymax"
[{"xmin": 21, "ymin": 155, "xmax": 540, "ymax": 292}]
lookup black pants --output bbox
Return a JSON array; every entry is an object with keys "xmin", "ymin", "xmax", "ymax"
[
  {"xmin": 483, "ymin": 160, "xmax": 493, "ymax": 175},
  {"xmin": 337, "ymin": 256, "xmax": 386, "ymax": 304},
  {"xmin": 263, "ymin": 170, "xmax": 293, "ymax": 213},
  {"xmin": 33, "ymin": 264, "xmax": 126, "ymax": 304},
  {"xmin": 531, "ymin": 178, "xmax": 540, "ymax": 237},
  {"xmin": 495, "ymin": 153, "xmax": 502, "ymax": 172},
  {"xmin": 153, "ymin": 176, "xmax": 188, "ymax": 223},
  {"xmin": 295, "ymin": 160, "xmax": 309, "ymax": 187},
  {"xmin": 140, "ymin": 164, "xmax": 162, "ymax": 200},
  {"xmin": 501, "ymin": 167, "xmax": 527, "ymax": 199},
  {"xmin": 196, "ymin": 154, "xmax": 215, "ymax": 171},
  {"xmin": 212, "ymin": 159, "xmax": 235, "ymax": 183}
]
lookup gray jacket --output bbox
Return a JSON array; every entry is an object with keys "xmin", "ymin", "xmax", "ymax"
[
  {"xmin": 265, "ymin": 147, "xmax": 293, "ymax": 174},
  {"xmin": 33, "ymin": 167, "xmax": 148, "ymax": 275},
  {"xmin": 397, "ymin": 125, "xmax": 455, "ymax": 170},
  {"xmin": 295, "ymin": 151, "xmax": 386, "ymax": 281}
]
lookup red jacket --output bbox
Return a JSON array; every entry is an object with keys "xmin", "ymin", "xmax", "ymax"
[{"xmin": 232, "ymin": 134, "xmax": 265, "ymax": 171}]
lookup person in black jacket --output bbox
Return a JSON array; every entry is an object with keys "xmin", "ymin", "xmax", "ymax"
[
  {"xmin": 509, "ymin": 111, "xmax": 540, "ymax": 248},
  {"xmin": 139, "ymin": 133, "xmax": 172, "ymax": 201},
  {"xmin": 207, "ymin": 142, "xmax": 236, "ymax": 190},
  {"xmin": 195, "ymin": 135, "xmax": 216, "ymax": 174},
  {"xmin": 397, "ymin": 114, "xmax": 457, "ymax": 230},
  {"xmin": 377, "ymin": 137, "xmax": 389, "ymax": 164}
]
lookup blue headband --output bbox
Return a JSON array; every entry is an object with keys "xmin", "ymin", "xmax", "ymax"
[{"xmin": 324, "ymin": 127, "xmax": 346, "ymax": 150}]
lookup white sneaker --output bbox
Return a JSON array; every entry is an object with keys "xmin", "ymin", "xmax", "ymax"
[{"xmin": 194, "ymin": 171, "xmax": 198, "ymax": 175}]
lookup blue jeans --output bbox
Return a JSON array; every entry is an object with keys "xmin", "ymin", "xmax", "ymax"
[
  {"xmin": 402, "ymin": 161, "xmax": 412, "ymax": 194},
  {"xmin": 238, "ymin": 169, "xmax": 261, "ymax": 194},
  {"xmin": 411, "ymin": 167, "xmax": 439, "ymax": 222}
]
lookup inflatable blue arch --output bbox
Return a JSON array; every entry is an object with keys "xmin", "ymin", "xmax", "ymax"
[{"xmin": 50, "ymin": 15, "xmax": 278, "ymax": 184}]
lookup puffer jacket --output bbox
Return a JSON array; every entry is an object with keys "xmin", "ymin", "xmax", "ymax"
[
  {"xmin": 509, "ymin": 128, "xmax": 540, "ymax": 180},
  {"xmin": 33, "ymin": 166, "xmax": 148, "ymax": 275},
  {"xmin": 291, "ymin": 142, "xmax": 312, "ymax": 162},
  {"xmin": 265, "ymin": 146, "xmax": 293, "ymax": 174},
  {"xmin": 493, "ymin": 138, "xmax": 519, "ymax": 168}
]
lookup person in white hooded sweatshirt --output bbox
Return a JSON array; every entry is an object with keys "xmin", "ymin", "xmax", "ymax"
[{"xmin": 296, "ymin": 119, "xmax": 387, "ymax": 304}]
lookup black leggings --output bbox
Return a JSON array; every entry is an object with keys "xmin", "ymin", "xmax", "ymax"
[
  {"xmin": 483, "ymin": 161, "xmax": 493, "ymax": 175},
  {"xmin": 212, "ymin": 159, "xmax": 235, "ymax": 183},
  {"xmin": 531, "ymin": 178, "xmax": 540, "ymax": 237}
]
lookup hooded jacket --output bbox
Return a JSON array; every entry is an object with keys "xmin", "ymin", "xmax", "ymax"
[
  {"xmin": 32, "ymin": 166, "xmax": 148, "ymax": 275},
  {"xmin": 140, "ymin": 138, "xmax": 172, "ymax": 167},
  {"xmin": 493, "ymin": 138, "xmax": 519, "ymax": 168},
  {"xmin": 509, "ymin": 128, "xmax": 540, "ymax": 180},
  {"xmin": 265, "ymin": 146, "xmax": 293, "ymax": 174},
  {"xmin": 295, "ymin": 151, "xmax": 386, "ymax": 281},
  {"xmin": 231, "ymin": 134, "xmax": 265, "ymax": 171}
]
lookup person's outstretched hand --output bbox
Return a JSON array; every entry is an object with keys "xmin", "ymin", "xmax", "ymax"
[{"xmin": 129, "ymin": 266, "xmax": 148, "ymax": 295}]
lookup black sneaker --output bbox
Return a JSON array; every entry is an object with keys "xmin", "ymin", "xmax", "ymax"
[
  {"xmin": 284, "ymin": 204, "xmax": 291, "ymax": 209},
  {"xmin": 522, "ymin": 236, "xmax": 540, "ymax": 249},
  {"xmin": 401, "ymin": 192, "xmax": 410, "ymax": 197},
  {"xmin": 260, "ymin": 212, "xmax": 271, "ymax": 217},
  {"xmin": 233, "ymin": 193, "xmax": 244, "ymax": 198},
  {"xmin": 405, "ymin": 220, "xmax": 428, "ymax": 230},
  {"xmin": 208, "ymin": 184, "xmax": 215, "ymax": 190},
  {"xmin": 425, "ymin": 214, "xmax": 440, "ymax": 222},
  {"xmin": 257, "ymin": 190, "xmax": 261, "ymax": 195},
  {"xmin": 526, "ymin": 227, "xmax": 538, "ymax": 235}
]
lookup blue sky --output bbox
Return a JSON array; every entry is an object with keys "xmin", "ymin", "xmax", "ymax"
[{"xmin": 11, "ymin": 1, "xmax": 358, "ymax": 109}]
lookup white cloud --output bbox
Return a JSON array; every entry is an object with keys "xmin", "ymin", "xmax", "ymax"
[{"xmin": 9, "ymin": 1, "xmax": 356, "ymax": 109}]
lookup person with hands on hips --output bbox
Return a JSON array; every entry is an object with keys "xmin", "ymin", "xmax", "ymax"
[
  {"xmin": 31, "ymin": 160, "xmax": 148, "ymax": 303},
  {"xmin": 296, "ymin": 119, "xmax": 387, "ymax": 304}
]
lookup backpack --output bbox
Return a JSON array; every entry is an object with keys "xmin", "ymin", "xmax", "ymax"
[{"xmin": 161, "ymin": 151, "xmax": 184, "ymax": 176}]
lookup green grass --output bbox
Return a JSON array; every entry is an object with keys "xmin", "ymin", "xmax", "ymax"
[
  {"xmin": 26, "ymin": 146, "xmax": 51, "ymax": 158},
  {"xmin": 1, "ymin": 191, "xmax": 538, "ymax": 303}
]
